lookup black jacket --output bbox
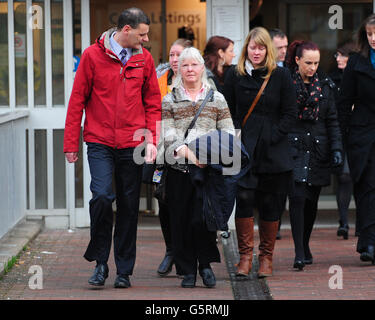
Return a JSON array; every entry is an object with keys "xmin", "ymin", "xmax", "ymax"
[
  {"xmin": 223, "ymin": 65, "xmax": 297, "ymax": 178},
  {"xmin": 337, "ymin": 52, "xmax": 375, "ymax": 183},
  {"xmin": 288, "ymin": 75, "xmax": 343, "ymax": 187}
]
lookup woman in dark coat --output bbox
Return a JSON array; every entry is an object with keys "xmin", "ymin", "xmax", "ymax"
[
  {"xmin": 337, "ymin": 14, "xmax": 375, "ymax": 264},
  {"xmin": 329, "ymin": 40, "xmax": 356, "ymax": 240},
  {"xmin": 224, "ymin": 27, "xmax": 297, "ymax": 278},
  {"xmin": 286, "ymin": 40, "xmax": 343, "ymax": 270}
]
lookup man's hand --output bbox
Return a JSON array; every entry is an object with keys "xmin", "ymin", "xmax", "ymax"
[
  {"xmin": 145, "ymin": 143, "xmax": 157, "ymax": 163},
  {"xmin": 65, "ymin": 152, "xmax": 79, "ymax": 163}
]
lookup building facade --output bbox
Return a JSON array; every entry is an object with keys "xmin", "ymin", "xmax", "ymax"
[{"xmin": 0, "ymin": 0, "xmax": 374, "ymax": 232}]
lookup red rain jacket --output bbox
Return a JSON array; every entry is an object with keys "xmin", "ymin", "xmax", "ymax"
[{"xmin": 63, "ymin": 28, "xmax": 161, "ymax": 153}]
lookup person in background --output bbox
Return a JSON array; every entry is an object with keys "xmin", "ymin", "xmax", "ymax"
[
  {"xmin": 203, "ymin": 36, "xmax": 236, "ymax": 93},
  {"xmin": 63, "ymin": 8, "xmax": 161, "ymax": 289},
  {"xmin": 269, "ymin": 28, "xmax": 288, "ymax": 67},
  {"xmin": 162, "ymin": 47, "xmax": 235, "ymax": 288},
  {"xmin": 329, "ymin": 40, "xmax": 356, "ymax": 240},
  {"xmin": 269, "ymin": 28, "xmax": 289, "ymax": 239},
  {"xmin": 224, "ymin": 27, "xmax": 297, "ymax": 278},
  {"xmin": 286, "ymin": 40, "xmax": 343, "ymax": 271},
  {"xmin": 155, "ymin": 38, "xmax": 192, "ymax": 277},
  {"xmin": 337, "ymin": 14, "xmax": 375, "ymax": 265}
]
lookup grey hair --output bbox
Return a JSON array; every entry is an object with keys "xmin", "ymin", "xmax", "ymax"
[{"xmin": 172, "ymin": 47, "xmax": 210, "ymax": 88}]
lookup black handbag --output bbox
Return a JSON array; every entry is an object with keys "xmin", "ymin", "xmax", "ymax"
[{"xmin": 153, "ymin": 89, "xmax": 214, "ymax": 203}]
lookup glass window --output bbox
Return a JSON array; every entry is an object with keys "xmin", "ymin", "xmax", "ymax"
[
  {"xmin": 287, "ymin": 2, "xmax": 373, "ymax": 74},
  {"xmin": 14, "ymin": 1, "xmax": 28, "ymax": 107},
  {"xmin": 75, "ymin": 130, "xmax": 84, "ymax": 208},
  {"xmin": 33, "ymin": 1, "xmax": 46, "ymax": 106},
  {"xmin": 34, "ymin": 129, "xmax": 48, "ymax": 209},
  {"xmin": 51, "ymin": 0, "xmax": 64, "ymax": 106},
  {"xmin": 0, "ymin": 1, "xmax": 9, "ymax": 107}
]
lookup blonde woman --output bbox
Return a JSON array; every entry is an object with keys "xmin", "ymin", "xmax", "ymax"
[{"xmin": 224, "ymin": 27, "xmax": 297, "ymax": 278}]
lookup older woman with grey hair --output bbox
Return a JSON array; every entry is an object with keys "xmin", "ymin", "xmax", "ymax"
[{"xmin": 162, "ymin": 47, "xmax": 235, "ymax": 288}]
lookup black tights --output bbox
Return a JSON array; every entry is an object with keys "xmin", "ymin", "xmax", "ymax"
[
  {"xmin": 235, "ymin": 186, "xmax": 285, "ymax": 222},
  {"xmin": 336, "ymin": 173, "xmax": 353, "ymax": 226},
  {"xmin": 289, "ymin": 196, "xmax": 318, "ymax": 260}
]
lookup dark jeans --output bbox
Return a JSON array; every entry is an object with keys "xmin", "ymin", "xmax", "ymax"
[{"xmin": 83, "ymin": 142, "xmax": 143, "ymax": 275}]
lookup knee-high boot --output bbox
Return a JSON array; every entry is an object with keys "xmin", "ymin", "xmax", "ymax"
[
  {"xmin": 235, "ymin": 217, "xmax": 254, "ymax": 276},
  {"xmin": 258, "ymin": 220, "xmax": 279, "ymax": 278}
]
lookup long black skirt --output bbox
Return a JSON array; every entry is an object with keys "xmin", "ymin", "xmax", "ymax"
[{"xmin": 165, "ymin": 168, "xmax": 221, "ymax": 275}]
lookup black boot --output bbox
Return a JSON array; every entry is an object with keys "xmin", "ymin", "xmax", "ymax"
[
  {"xmin": 88, "ymin": 263, "xmax": 109, "ymax": 286},
  {"xmin": 157, "ymin": 251, "xmax": 174, "ymax": 276},
  {"xmin": 337, "ymin": 221, "xmax": 349, "ymax": 240}
]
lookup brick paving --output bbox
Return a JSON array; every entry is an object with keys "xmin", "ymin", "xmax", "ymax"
[
  {"xmin": 1, "ymin": 214, "xmax": 375, "ymax": 300},
  {"xmin": 266, "ymin": 228, "xmax": 375, "ymax": 300},
  {"xmin": 0, "ymin": 218, "xmax": 233, "ymax": 300}
]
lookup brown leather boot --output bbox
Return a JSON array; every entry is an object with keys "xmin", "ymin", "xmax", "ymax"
[
  {"xmin": 258, "ymin": 220, "xmax": 279, "ymax": 278},
  {"xmin": 235, "ymin": 217, "xmax": 254, "ymax": 276}
]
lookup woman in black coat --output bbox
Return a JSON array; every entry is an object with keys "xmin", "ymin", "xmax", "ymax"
[
  {"xmin": 286, "ymin": 40, "xmax": 343, "ymax": 270},
  {"xmin": 329, "ymin": 40, "xmax": 356, "ymax": 240},
  {"xmin": 337, "ymin": 14, "xmax": 375, "ymax": 264},
  {"xmin": 224, "ymin": 27, "xmax": 297, "ymax": 278}
]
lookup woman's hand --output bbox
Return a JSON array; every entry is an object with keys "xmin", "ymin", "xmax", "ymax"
[{"xmin": 176, "ymin": 145, "xmax": 207, "ymax": 168}]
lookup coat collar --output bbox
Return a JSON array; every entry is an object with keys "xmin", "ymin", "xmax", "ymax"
[
  {"xmin": 354, "ymin": 52, "xmax": 375, "ymax": 80},
  {"xmin": 171, "ymin": 85, "xmax": 213, "ymax": 103},
  {"xmin": 96, "ymin": 28, "xmax": 143, "ymax": 61}
]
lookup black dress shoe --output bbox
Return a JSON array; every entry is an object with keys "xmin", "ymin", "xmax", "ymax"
[
  {"xmin": 157, "ymin": 254, "xmax": 174, "ymax": 276},
  {"xmin": 181, "ymin": 274, "xmax": 196, "ymax": 288},
  {"xmin": 88, "ymin": 263, "xmax": 108, "ymax": 286},
  {"xmin": 293, "ymin": 259, "xmax": 305, "ymax": 271},
  {"xmin": 199, "ymin": 268, "xmax": 216, "ymax": 288},
  {"xmin": 114, "ymin": 274, "xmax": 131, "ymax": 288}
]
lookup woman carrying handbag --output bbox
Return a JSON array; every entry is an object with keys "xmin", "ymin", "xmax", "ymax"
[{"xmin": 223, "ymin": 27, "xmax": 297, "ymax": 278}]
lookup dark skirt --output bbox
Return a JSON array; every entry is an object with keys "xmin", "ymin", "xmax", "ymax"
[{"xmin": 165, "ymin": 167, "xmax": 220, "ymax": 274}]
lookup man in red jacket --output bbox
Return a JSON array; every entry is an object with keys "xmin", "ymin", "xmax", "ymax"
[{"xmin": 64, "ymin": 7, "xmax": 161, "ymax": 289}]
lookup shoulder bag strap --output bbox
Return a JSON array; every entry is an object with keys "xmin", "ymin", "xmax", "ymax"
[
  {"xmin": 184, "ymin": 88, "xmax": 214, "ymax": 139},
  {"xmin": 241, "ymin": 77, "xmax": 269, "ymax": 128}
]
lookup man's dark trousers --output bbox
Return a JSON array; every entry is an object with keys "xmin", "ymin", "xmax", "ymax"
[{"xmin": 84, "ymin": 142, "xmax": 143, "ymax": 276}]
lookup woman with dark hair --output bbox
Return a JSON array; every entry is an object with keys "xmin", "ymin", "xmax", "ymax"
[
  {"xmin": 204, "ymin": 36, "xmax": 236, "ymax": 93},
  {"xmin": 337, "ymin": 14, "xmax": 375, "ymax": 264},
  {"xmin": 224, "ymin": 27, "xmax": 297, "ymax": 278},
  {"xmin": 286, "ymin": 40, "xmax": 343, "ymax": 270},
  {"xmin": 329, "ymin": 40, "xmax": 356, "ymax": 240}
]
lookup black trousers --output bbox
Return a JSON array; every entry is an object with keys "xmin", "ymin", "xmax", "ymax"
[
  {"xmin": 166, "ymin": 168, "xmax": 220, "ymax": 275},
  {"xmin": 353, "ymin": 145, "xmax": 375, "ymax": 253},
  {"xmin": 83, "ymin": 143, "xmax": 143, "ymax": 275}
]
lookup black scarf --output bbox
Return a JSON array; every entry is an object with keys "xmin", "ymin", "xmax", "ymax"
[{"xmin": 291, "ymin": 68, "xmax": 321, "ymax": 121}]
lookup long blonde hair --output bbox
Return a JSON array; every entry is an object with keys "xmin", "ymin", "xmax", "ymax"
[{"xmin": 236, "ymin": 27, "xmax": 277, "ymax": 79}]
